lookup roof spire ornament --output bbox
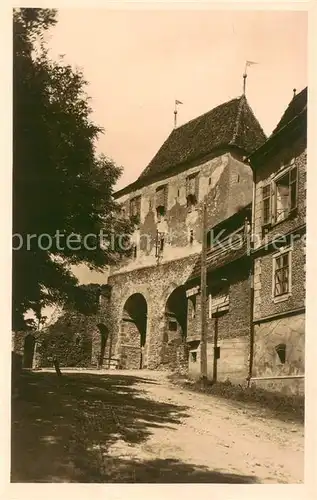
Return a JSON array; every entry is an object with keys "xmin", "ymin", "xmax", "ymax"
[
  {"xmin": 174, "ymin": 99, "xmax": 183, "ymax": 128},
  {"xmin": 293, "ymin": 88, "xmax": 297, "ymax": 98},
  {"xmin": 243, "ymin": 60, "xmax": 258, "ymax": 95}
]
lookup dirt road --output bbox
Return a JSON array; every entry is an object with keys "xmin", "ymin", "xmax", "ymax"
[
  {"xmin": 104, "ymin": 370, "xmax": 304, "ymax": 484},
  {"xmin": 11, "ymin": 369, "xmax": 304, "ymax": 483}
]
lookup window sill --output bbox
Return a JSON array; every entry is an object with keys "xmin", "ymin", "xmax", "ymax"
[{"xmin": 272, "ymin": 293, "xmax": 291, "ymax": 304}]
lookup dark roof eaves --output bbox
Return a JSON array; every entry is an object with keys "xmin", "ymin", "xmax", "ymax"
[
  {"xmin": 246, "ymin": 107, "xmax": 307, "ymax": 167},
  {"xmin": 114, "ymin": 144, "xmax": 248, "ymax": 199}
]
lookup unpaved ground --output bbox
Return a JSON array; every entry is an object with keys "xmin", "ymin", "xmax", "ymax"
[
  {"xmin": 104, "ymin": 370, "xmax": 304, "ymax": 484},
  {"xmin": 11, "ymin": 369, "xmax": 304, "ymax": 483}
]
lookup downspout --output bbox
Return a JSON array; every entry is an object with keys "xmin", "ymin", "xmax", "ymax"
[{"xmin": 247, "ymin": 161, "xmax": 256, "ymax": 387}]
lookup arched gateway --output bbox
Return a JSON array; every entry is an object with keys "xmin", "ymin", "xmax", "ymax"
[
  {"xmin": 162, "ymin": 286, "xmax": 188, "ymax": 369},
  {"xmin": 120, "ymin": 293, "xmax": 147, "ymax": 369}
]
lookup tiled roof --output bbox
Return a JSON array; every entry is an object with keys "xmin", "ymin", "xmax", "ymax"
[
  {"xmin": 271, "ymin": 87, "xmax": 307, "ymax": 136},
  {"xmin": 137, "ymin": 95, "xmax": 266, "ymax": 183}
]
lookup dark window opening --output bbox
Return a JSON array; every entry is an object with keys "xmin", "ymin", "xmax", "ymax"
[
  {"xmin": 208, "ymin": 177, "xmax": 211, "ymax": 185},
  {"xmin": 189, "ymin": 229, "xmax": 194, "ymax": 245},
  {"xmin": 130, "ymin": 196, "xmax": 141, "ymax": 224},
  {"xmin": 186, "ymin": 193, "xmax": 197, "ymax": 210},
  {"xmin": 133, "ymin": 244, "xmax": 137, "ymax": 259},
  {"xmin": 168, "ymin": 320, "xmax": 177, "ymax": 331},
  {"xmin": 156, "ymin": 205, "xmax": 166, "ymax": 221},
  {"xmin": 191, "ymin": 351, "xmax": 197, "ymax": 363},
  {"xmin": 275, "ymin": 343, "xmax": 286, "ymax": 364}
]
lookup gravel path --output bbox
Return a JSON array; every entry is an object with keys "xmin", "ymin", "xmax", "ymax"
[
  {"xmin": 11, "ymin": 369, "xmax": 304, "ymax": 483},
  {"xmin": 104, "ymin": 370, "xmax": 304, "ymax": 484}
]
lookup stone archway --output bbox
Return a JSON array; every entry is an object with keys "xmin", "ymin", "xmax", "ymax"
[
  {"xmin": 23, "ymin": 334, "xmax": 36, "ymax": 368},
  {"xmin": 162, "ymin": 286, "xmax": 188, "ymax": 369},
  {"xmin": 120, "ymin": 293, "xmax": 147, "ymax": 369}
]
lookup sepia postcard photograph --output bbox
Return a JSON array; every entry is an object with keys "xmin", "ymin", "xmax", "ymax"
[{"xmin": 3, "ymin": 0, "xmax": 316, "ymax": 496}]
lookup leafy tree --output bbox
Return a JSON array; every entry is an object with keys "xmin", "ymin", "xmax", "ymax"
[{"xmin": 13, "ymin": 8, "xmax": 132, "ymax": 330}]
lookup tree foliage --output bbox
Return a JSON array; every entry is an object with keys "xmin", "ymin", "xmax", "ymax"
[{"xmin": 13, "ymin": 8, "xmax": 132, "ymax": 330}]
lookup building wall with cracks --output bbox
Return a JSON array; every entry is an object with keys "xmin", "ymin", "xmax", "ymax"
[
  {"xmin": 250, "ymin": 112, "xmax": 306, "ymax": 395},
  {"xmin": 105, "ymin": 150, "xmax": 253, "ymax": 372}
]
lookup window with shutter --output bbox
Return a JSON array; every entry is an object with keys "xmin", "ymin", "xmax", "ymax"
[
  {"xmin": 186, "ymin": 173, "xmax": 198, "ymax": 210},
  {"xmin": 273, "ymin": 249, "xmax": 291, "ymax": 298},
  {"xmin": 262, "ymin": 184, "xmax": 271, "ymax": 226},
  {"xmin": 155, "ymin": 185, "xmax": 168, "ymax": 221},
  {"xmin": 270, "ymin": 166, "xmax": 298, "ymax": 224},
  {"xmin": 130, "ymin": 195, "xmax": 141, "ymax": 223}
]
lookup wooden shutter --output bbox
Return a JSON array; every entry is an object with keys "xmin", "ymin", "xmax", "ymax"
[
  {"xmin": 270, "ymin": 181, "xmax": 276, "ymax": 225},
  {"xmin": 156, "ymin": 186, "xmax": 165, "ymax": 208},
  {"xmin": 289, "ymin": 166, "xmax": 298, "ymax": 212},
  {"xmin": 262, "ymin": 184, "xmax": 271, "ymax": 226}
]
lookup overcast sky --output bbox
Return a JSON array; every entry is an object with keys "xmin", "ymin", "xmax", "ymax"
[{"xmin": 47, "ymin": 9, "xmax": 307, "ymax": 191}]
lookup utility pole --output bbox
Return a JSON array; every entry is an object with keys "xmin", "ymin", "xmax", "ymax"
[
  {"xmin": 213, "ymin": 311, "xmax": 219, "ymax": 382},
  {"xmin": 200, "ymin": 201, "xmax": 208, "ymax": 381}
]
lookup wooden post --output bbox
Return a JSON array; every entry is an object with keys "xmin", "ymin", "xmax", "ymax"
[
  {"xmin": 213, "ymin": 313, "xmax": 219, "ymax": 382},
  {"xmin": 200, "ymin": 202, "xmax": 208, "ymax": 381}
]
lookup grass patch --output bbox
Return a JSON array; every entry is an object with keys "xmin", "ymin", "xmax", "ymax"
[{"xmin": 168, "ymin": 373, "xmax": 304, "ymax": 424}]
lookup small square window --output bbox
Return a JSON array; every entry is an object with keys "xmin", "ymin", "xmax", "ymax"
[
  {"xmin": 275, "ymin": 343, "xmax": 286, "ymax": 364},
  {"xmin": 168, "ymin": 320, "xmax": 177, "ymax": 332}
]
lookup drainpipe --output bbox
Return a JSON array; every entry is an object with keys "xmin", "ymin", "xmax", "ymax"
[
  {"xmin": 247, "ymin": 161, "xmax": 256, "ymax": 387},
  {"xmin": 200, "ymin": 201, "xmax": 208, "ymax": 381}
]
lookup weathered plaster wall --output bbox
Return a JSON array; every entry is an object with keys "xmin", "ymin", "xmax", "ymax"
[
  {"xmin": 188, "ymin": 337, "xmax": 249, "ymax": 382},
  {"xmin": 187, "ymin": 261, "xmax": 250, "ymax": 341},
  {"xmin": 106, "ymin": 254, "xmax": 199, "ymax": 370},
  {"xmin": 252, "ymin": 313, "xmax": 305, "ymax": 395},
  {"xmin": 187, "ymin": 260, "xmax": 251, "ymax": 382},
  {"xmin": 113, "ymin": 152, "xmax": 252, "ymax": 274}
]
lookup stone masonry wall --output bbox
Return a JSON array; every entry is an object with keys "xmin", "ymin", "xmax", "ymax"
[
  {"xmin": 113, "ymin": 151, "xmax": 253, "ymax": 274},
  {"xmin": 253, "ymin": 236, "xmax": 305, "ymax": 321},
  {"xmin": 106, "ymin": 254, "xmax": 199, "ymax": 370},
  {"xmin": 253, "ymin": 313, "xmax": 305, "ymax": 395},
  {"xmin": 187, "ymin": 259, "xmax": 251, "ymax": 382}
]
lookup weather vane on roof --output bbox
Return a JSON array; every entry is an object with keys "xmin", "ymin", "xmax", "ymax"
[
  {"xmin": 243, "ymin": 61, "xmax": 258, "ymax": 95},
  {"xmin": 174, "ymin": 99, "xmax": 183, "ymax": 128}
]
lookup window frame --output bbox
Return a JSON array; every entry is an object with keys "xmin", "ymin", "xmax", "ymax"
[
  {"xmin": 271, "ymin": 165, "xmax": 298, "ymax": 225},
  {"xmin": 186, "ymin": 172, "xmax": 199, "ymax": 211},
  {"xmin": 272, "ymin": 247, "xmax": 292, "ymax": 302},
  {"xmin": 129, "ymin": 195, "xmax": 141, "ymax": 224},
  {"xmin": 261, "ymin": 165, "xmax": 298, "ymax": 228}
]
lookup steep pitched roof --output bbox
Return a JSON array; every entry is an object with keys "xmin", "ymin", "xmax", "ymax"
[
  {"xmin": 137, "ymin": 95, "xmax": 266, "ymax": 183},
  {"xmin": 247, "ymin": 87, "xmax": 307, "ymax": 165},
  {"xmin": 270, "ymin": 87, "xmax": 307, "ymax": 137}
]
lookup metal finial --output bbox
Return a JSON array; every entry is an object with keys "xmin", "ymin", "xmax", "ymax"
[
  {"xmin": 243, "ymin": 73, "xmax": 247, "ymax": 95},
  {"xmin": 293, "ymin": 88, "xmax": 297, "ymax": 98}
]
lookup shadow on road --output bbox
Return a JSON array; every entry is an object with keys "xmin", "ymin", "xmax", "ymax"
[{"xmin": 11, "ymin": 371, "xmax": 258, "ymax": 483}]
